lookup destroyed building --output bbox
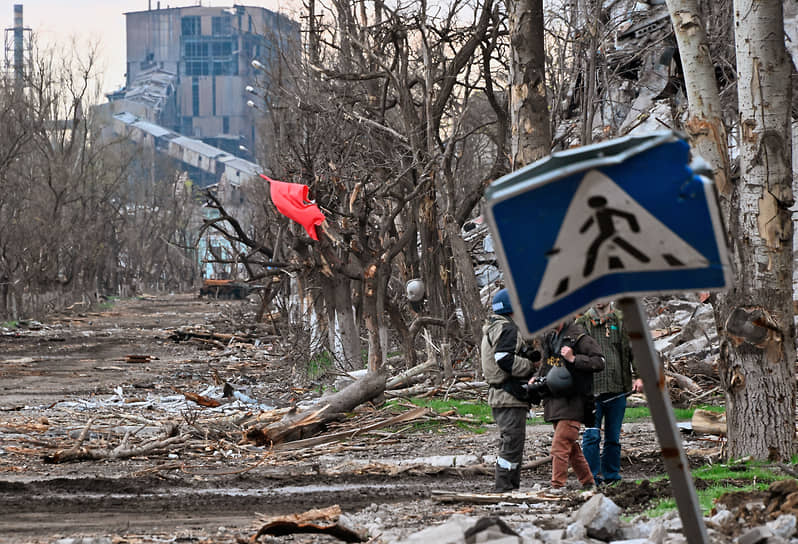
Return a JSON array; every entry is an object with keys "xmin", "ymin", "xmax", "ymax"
[{"xmin": 97, "ymin": 3, "xmax": 298, "ymax": 190}]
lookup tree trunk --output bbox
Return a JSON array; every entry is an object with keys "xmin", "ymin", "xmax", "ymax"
[
  {"xmin": 580, "ymin": 0, "xmax": 602, "ymax": 145},
  {"xmin": 418, "ymin": 189, "xmax": 452, "ymax": 328},
  {"xmin": 362, "ymin": 261, "xmax": 386, "ymax": 372},
  {"xmin": 444, "ymin": 215, "xmax": 484, "ymax": 354},
  {"xmin": 717, "ymin": 0, "xmax": 795, "ymax": 460},
  {"xmin": 507, "ymin": 0, "xmax": 551, "ymax": 168},
  {"xmin": 327, "ymin": 275, "xmax": 360, "ymax": 371},
  {"xmin": 666, "ymin": 0, "xmax": 731, "ymax": 196}
]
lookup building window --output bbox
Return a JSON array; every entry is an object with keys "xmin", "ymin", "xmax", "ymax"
[
  {"xmin": 223, "ymin": 116, "xmax": 229, "ymax": 133},
  {"xmin": 184, "ymin": 41, "xmax": 209, "ymax": 58},
  {"xmin": 181, "ymin": 16, "xmax": 200, "ymax": 37},
  {"xmin": 186, "ymin": 61, "xmax": 209, "ymax": 76},
  {"xmin": 212, "ymin": 61, "xmax": 232, "ymax": 76},
  {"xmin": 212, "ymin": 16, "xmax": 232, "ymax": 36},
  {"xmin": 192, "ymin": 78, "xmax": 200, "ymax": 117},
  {"xmin": 211, "ymin": 41, "xmax": 233, "ymax": 57}
]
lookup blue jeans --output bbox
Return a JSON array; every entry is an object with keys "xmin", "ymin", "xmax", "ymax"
[{"xmin": 582, "ymin": 392, "xmax": 626, "ymax": 483}]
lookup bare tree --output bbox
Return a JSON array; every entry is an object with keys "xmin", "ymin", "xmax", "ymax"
[
  {"xmin": 211, "ymin": 0, "xmax": 510, "ymax": 376},
  {"xmin": 720, "ymin": 0, "xmax": 795, "ymax": 460},
  {"xmin": 0, "ymin": 38, "xmax": 199, "ymax": 320},
  {"xmin": 669, "ymin": 0, "xmax": 795, "ymax": 460}
]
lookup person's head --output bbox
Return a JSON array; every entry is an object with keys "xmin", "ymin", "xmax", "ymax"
[
  {"xmin": 594, "ymin": 300, "xmax": 613, "ymax": 314},
  {"xmin": 492, "ymin": 288, "xmax": 513, "ymax": 315}
]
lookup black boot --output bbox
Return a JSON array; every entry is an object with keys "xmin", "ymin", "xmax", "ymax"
[
  {"xmin": 510, "ymin": 467, "xmax": 521, "ymax": 490},
  {"xmin": 494, "ymin": 467, "xmax": 514, "ymax": 493}
]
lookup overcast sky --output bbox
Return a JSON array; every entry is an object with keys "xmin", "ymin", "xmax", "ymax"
[{"xmin": 0, "ymin": 0, "xmax": 300, "ymax": 98}]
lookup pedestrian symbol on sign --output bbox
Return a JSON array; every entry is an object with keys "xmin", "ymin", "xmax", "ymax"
[
  {"xmin": 533, "ymin": 169, "xmax": 709, "ymax": 310},
  {"xmin": 580, "ymin": 195, "xmax": 650, "ymax": 278}
]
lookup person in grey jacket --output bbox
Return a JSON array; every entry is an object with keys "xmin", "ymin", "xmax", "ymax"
[{"xmin": 481, "ymin": 288, "xmax": 541, "ymax": 492}]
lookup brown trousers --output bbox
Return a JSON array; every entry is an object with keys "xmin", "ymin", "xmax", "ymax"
[{"xmin": 550, "ymin": 419, "xmax": 594, "ymax": 488}]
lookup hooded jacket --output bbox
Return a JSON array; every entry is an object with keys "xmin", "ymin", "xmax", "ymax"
[{"xmin": 481, "ymin": 314, "xmax": 537, "ymax": 408}]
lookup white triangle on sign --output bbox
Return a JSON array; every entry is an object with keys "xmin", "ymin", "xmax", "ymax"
[{"xmin": 533, "ymin": 169, "xmax": 708, "ymax": 309}]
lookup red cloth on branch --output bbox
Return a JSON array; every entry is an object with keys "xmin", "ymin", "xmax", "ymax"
[{"xmin": 260, "ymin": 174, "xmax": 325, "ymax": 240}]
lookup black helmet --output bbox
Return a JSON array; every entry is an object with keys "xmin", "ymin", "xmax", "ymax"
[
  {"xmin": 546, "ymin": 365, "xmax": 574, "ymax": 396},
  {"xmin": 492, "ymin": 289, "xmax": 512, "ymax": 315}
]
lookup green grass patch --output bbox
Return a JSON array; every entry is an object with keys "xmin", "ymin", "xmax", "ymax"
[
  {"xmin": 621, "ymin": 404, "xmax": 725, "ymax": 423},
  {"xmin": 307, "ymin": 350, "xmax": 334, "ymax": 379},
  {"xmin": 622, "ymin": 406, "xmax": 651, "ymax": 422},
  {"xmin": 527, "ymin": 413, "xmax": 546, "ymax": 424},
  {"xmin": 642, "ymin": 497, "xmax": 676, "ymax": 518},
  {"xmin": 405, "ymin": 398, "xmax": 493, "ymax": 423},
  {"xmin": 387, "ymin": 398, "xmax": 493, "ymax": 433},
  {"xmin": 639, "ymin": 458, "xmax": 793, "ymax": 519},
  {"xmin": 692, "ymin": 460, "xmax": 784, "ymax": 485},
  {"xmin": 673, "ymin": 404, "xmax": 725, "ymax": 421}
]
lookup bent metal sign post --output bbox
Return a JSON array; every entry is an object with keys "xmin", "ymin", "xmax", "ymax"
[{"xmin": 486, "ymin": 131, "xmax": 731, "ymax": 544}]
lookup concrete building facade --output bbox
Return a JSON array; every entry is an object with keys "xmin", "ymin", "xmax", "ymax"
[{"xmin": 119, "ymin": 3, "xmax": 298, "ymax": 158}]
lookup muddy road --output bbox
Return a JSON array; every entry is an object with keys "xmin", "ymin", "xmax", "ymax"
[{"xmin": 1, "ymin": 294, "xmax": 674, "ymax": 543}]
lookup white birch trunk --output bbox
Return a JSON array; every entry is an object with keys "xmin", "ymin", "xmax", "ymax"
[
  {"xmin": 720, "ymin": 0, "xmax": 795, "ymax": 460},
  {"xmin": 665, "ymin": 0, "xmax": 731, "ymax": 197}
]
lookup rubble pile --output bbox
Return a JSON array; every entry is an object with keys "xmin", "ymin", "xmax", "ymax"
[{"xmin": 387, "ymin": 482, "xmax": 798, "ymax": 544}]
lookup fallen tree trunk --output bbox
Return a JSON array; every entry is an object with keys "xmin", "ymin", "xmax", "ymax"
[
  {"xmin": 274, "ymin": 406, "xmax": 429, "ymax": 451},
  {"xmin": 665, "ymin": 369, "xmax": 702, "ymax": 393},
  {"xmin": 691, "ymin": 408, "xmax": 726, "ymax": 435},
  {"xmin": 244, "ymin": 370, "xmax": 387, "ymax": 446},
  {"xmin": 386, "ymin": 360, "xmax": 437, "ymax": 389}
]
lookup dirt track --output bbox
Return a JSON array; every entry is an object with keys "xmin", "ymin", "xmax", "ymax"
[{"xmin": 1, "ymin": 294, "xmax": 674, "ymax": 543}]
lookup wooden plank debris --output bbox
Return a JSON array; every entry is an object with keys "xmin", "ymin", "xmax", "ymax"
[
  {"xmin": 126, "ymin": 354, "xmax": 153, "ymax": 364},
  {"xmin": 250, "ymin": 505, "xmax": 366, "ymax": 543},
  {"xmin": 171, "ymin": 386, "xmax": 222, "ymax": 407},
  {"xmin": 691, "ymin": 408, "xmax": 726, "ymax": 435},
  {"xmin": 42, "ymin": 418, "xmax": 186, "ymax": 463},
  {"xmin": 169, "ymin": 326, "xmax": 256, "ymax": 345}
]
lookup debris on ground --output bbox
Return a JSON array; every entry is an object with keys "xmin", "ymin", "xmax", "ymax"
[{"xmin": 0, "ymin": 293, "xmax": 777, "ymax": 544}]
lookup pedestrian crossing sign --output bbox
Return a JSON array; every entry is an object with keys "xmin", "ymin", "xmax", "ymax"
[{"xmin": 484, "ymin": 131, "xmax": 731, "ymax": 338}]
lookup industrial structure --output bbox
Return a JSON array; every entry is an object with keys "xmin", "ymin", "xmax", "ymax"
[
  {"xmin": 109, "ymin": 3, "xmax": 298, "ymax": 161},
  {"xmin": 3, "ymin": 4, "xmax": 31, "ymax": 83},
  {"xmin": 95, "ymin": 2, "xmax": 300, "ymax": 279}
]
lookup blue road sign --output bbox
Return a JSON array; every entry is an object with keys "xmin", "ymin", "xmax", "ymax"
[{"xmin": 484, "ymin": 131, "xmax": 731, "ymax": 338}]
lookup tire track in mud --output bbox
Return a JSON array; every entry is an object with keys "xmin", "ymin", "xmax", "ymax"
[{"xmin": 0, "ymin": 475, "xmax": 435, "ymax": 537}]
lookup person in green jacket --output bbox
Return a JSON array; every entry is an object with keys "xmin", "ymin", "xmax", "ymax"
[
  {"xmin": 481, "ymin": 289, "xmax": 541, "ymax": 492},
  {"xmin": 577, "ymin": 302, "xmax": 643, "ymax": 485}
]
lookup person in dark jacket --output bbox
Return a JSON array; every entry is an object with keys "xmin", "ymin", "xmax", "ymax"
[
  {"xmin": 481, "ymin": 288, "xmax": 541, "ymax": 492},
  {"xmin": 532, "ymin": 318, "xmax": 605, "ymax": 491}
]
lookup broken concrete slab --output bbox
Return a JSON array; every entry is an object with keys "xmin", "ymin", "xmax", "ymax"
[{"xmin": 572, "ymin": 494, "xmax": 622, "ymax": 541}]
